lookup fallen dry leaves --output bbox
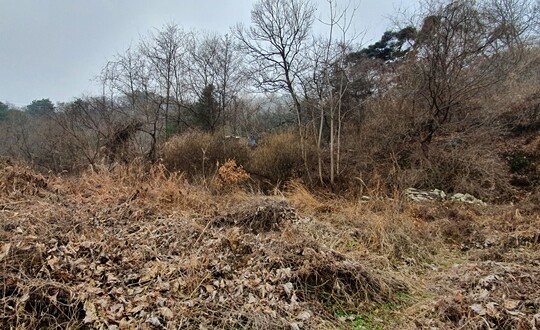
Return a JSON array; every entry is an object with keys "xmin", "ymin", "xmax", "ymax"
[
  {"xmin": 0, "ymin": 160, "xmax": 398, "ymax": 329},
  {"xmin": 1, "ymin": 159, "xmax": 539, "ymax": 329}
]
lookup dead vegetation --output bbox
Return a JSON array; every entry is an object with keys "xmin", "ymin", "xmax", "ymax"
[
  {"xmin": 1, "ymin": 158, "xmax": 539, "ymax": 329},
  {"xmin": 1, "ymin": 0, "xmax": 539, "ymax": 328},
  {"xmin": 0, "ymin": 161, "xmax": 402, "ymax": 329},
  {"xmin": 408, "ymin": 260, "xmax": 540, "ymax": 329}
]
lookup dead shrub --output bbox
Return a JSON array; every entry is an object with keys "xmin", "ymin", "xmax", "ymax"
[
  {"xmin": 410, "ymin": 143, "xmax": 512, "ymax": 202},
  {"xmin": 409, "ymin": 203, "xmax": 448, "ymax": 222},
  {"xmin": 340, "ymin": 67, "xmax": 537, "ymax": 202},
  {"xmin": 350, "ymin": 95, "xmax": 514, "ymax": 201},
  {"xmin": 499, "ymin": 89, "xmax": 540, "ymax": 135},
  {"xmin": 296, "ymin": 257, "xmax": 398, "ymax": 306},
  {"xmin": 0, "ymin": 158, "xmax": 48, "ymax": 197},
  {"xmin": 438, "ymin": 208, "xmax": 484, "ymax": 248},
  {"xmin": 211, "ymin": 198, "xmax": 297, "ymax": 233},
  {"xmin": 345, "ymin": 93, "xmax": 419, "ymax": 194},
  {"xmin": 0, "ymin": 283, "xmax": 84, "ymax": 329},
  {"xmin": 249, "ymin": 131, "xmax": 306, "ymax": 184},
  {"xmin": 162, "ymin": 131, "xmax": 251, "ymax": 180},
  {"xmin": 213, "ymin": 159, "xmax": 250, "ymax": 192},
  {"xmin": 161, "ymin": 131, "xmax": 213, "ymax": 177},
  {"xmin": 518, "ymin": 189, "xmax": 540, "ymax": 213}
]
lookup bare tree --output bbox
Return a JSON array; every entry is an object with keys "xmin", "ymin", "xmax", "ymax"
[
  {"xmin": 100, "ymin": 24, "xmax": 249, "ymax": 161},
  {"xmin": 102, "ymin": 44, "xmax": 168, "ymax": 162},
  {"xmin": 480, "ymin": 0, "xmax": 540, "ymax": 47},
  {"xmin": 141, "ymin": 23, "xmax": 186, "ymax": 139},
  {"xmin": 1, "ymin": 111, "xmax": 36, "ymax": 163},
  {"xmin": 302, "ymin": 0, "xmax": 360, "ymax": 186},
  {"xmin": 185, "ymin": 33, "xmax": 246, "ymax": 132},
  {"xmin": 51, "ymin": 98, "xmax": 115, "ymax": 169},
  {"xmin": 234, "ymin": 0, "xmax": 316, "ymax": 182},
  {"xmin": 214, "ymin": 34, "xmax": 247, "ymax": 133},
  {"xmin": 406, "ymin": 0, "xmax": 539, "ymax": 154},
  {"xmin": 234, "ymin": 0, "xmax": 316, "ymax": 127}
]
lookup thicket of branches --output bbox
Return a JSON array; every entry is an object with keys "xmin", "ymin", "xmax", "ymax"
[{"xmin": 1, "ymin": 0, "xmax": 539, "ymax": 201}]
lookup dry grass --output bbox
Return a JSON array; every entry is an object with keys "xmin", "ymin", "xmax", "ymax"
[
  {"xmin": 0, "ymin": 160, "xmax": 406, "ymax": 329},
  {"xmin": 1, "ymin": 158, "xmax": 539, "ymax": 329},
  {"xmin": 249, "ymin": 131, "xmax": 311, "ymax": 184},
  {"xmin": 281, "ymin": 180, "xmax": 540, "ymax": 329}
]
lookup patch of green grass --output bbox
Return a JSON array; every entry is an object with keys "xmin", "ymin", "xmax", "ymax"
[
  {"xmin": 336, "ymin": 309, "xmax": 385, "ymax": 330},
  {"xmin": 334, "ymin": 292, "xmax": 414, "ymax": 329},
  {"xmin": 340, "ymin": 239, "xmax": 361, "ymax": 252}
]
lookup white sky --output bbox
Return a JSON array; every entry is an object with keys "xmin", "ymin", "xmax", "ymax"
[{"xmin": 0, "ymin": 0, "xmax": 416, "ymax": 106}]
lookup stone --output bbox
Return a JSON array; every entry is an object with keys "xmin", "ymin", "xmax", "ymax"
[{"xmin": 405, "ymin": 188, "xmax": 487, "ymax": 206}]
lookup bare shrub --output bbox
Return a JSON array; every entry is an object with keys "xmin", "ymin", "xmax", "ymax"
[
  {"xmin": 162, "ymin": 132, "xmax": 250, "ymax": 180},
  {"xmin": 404, "ymin": 142, "xmax": 513, "ymax": 202},
  {"xmin": 0, "ymin": 158, "xmax": 49, "ymax": 197},
  {"xmin": 343, "ymin": 80, "xmax": 516, "ymax": 201},
  {"xmin": 438, "ymin": 208, "xmax": 484, "ymax": 248},
  {"xmin": 344, "ymin": 93, "xmax": 420, "ymax": 194},
  {"xmin": 162, "ymin": 131, "xmax": 214, "ymax": 177},
  {"xmin": 211, "ymin": 197, "xmax": 296, "ymax": 233},
  {"xmin": 0, "ymin": 281, "xmax": 84, "ymax": 329},
  {"xmin": 249, "ymin": 131, "xmax": 311, "ymax": 184}
]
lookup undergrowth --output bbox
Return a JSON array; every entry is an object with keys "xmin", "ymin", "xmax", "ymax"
[{"xmin": 1, "ymin": 159, "xmax": 539, "ymax": 329}]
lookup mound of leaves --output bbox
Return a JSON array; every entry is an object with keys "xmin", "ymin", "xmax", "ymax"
[
  {"xmin": 210, "ymin": 198, "xmax": 301, "ymax": 233},
  {"xmin": 0, "ymin": 158, "xmax": 48, "ymax": 197}
]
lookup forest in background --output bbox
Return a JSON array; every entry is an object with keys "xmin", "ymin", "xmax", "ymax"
[{"xmin": 1, "ymin": 0, "xmax": 540, "ymax": 200}]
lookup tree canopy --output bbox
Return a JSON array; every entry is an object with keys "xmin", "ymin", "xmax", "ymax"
[
  {"xmin": 355, "ymin": 26, "xmax": 417, "ymax": 62},
  {"xmin": 0, "ymin": 102, "xmax": 9, "ymax": 121},
  {"xmin": 26, "ymin": 99, "xmax": 55, "ymax": 116}
]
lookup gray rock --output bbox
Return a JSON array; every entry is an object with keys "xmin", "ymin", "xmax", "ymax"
[
  {"xmin": 405, "ymin": 188, "xmax": 446, "ymax": 202},
  {"xmin": 449, "ymin": 193, "xmax": 487, "ymax": 206},
  {"xmin": 405, "ymin": 188, "xmax": 487, "ymax": 206}
]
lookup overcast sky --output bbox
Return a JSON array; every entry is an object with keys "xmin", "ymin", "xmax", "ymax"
[{"xmin": 0, "ymin": 0, "xmax": 414, "ymax": 106}]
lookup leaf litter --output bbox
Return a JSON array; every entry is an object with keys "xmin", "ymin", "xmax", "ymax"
[
  {"xmin": 2, "ymin": 159, "xmax": 539, "ymax": 329},
  {"xmin": 0, "ymin": 161, "xmax": 400, "ymax": 329}
]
